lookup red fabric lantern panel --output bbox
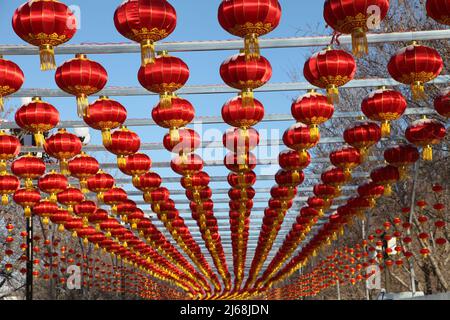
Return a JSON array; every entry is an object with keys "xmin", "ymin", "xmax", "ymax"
[
  {"xmin": 0, "ymin": 57, "xmax": 24, "ymax": 111},
  {"xmin": 218, "ymin": 0, "xmax": 282, "ymax": 59},
  {"xmin": 0, "ymin": 174, "xmax": 20, "ymax": 205},
  {"xmin": 343, "ymin": 121, "xmax": 381, "ymax": 154},
  {"xmin": 426, "ymin": 0, "xmax": 450, "ymax": 26},
  {"xmin": 330, "ymin": 147, "xmax": 362, "ymax": 179},
  {"xmin": 119, "ymin": 153, "xmax": 152, "ymax": 185},
  {"xmin": 222, "ymin": 96, "xmax": 265, "ymax": 128},
  {"xmin": 87, "ymin": 171, "xmax": 115, "ymax": 197},
  {"xmin": 38, "ymin": 171, "xmax": 68, "ymax": 202},
  {"xmin": 405, "ymin": 118, "xmax": 446, "ymax": 161},
  {"xmin": 275, "ymin": 169, "xmax": 305, "ymax": 188},
  {"xmin": 44, "ymin": 129, "xmax": 82, "ymax": 175},
  {"xmin": 303, "ymin": 48, "xmax": 356, "ymax": 104},
  {"xmin": 68, "ymin": 152, "xmax": 100, "ymax": 193},
  {"xmin": 361, "ymin": 88, "xmax": 407, "ymax": 137},
  {"xmin": 104, "ymin": 127, "xmax": 141, "ymax": 167},
  {"xmin": 0, "ymin": 131, "xmax": 21, "ymax": 174},
  {"xmin": 434, "ymin": 88, "xmax": 450, "ymax": 118},
  {"xmin": 84, "ymin": 97, "xmax": 127, "ymax": 145},
  {"xmin": 57, "ymin": 187, "xmax": 84, "ymax": 214},
  {"xmin": 388, "ymin": 43, "xmax": 443, "ymax": 100},
  {"xmin": 133, "ymin": 172, "xmax": 161, "ymax": 192},
  {"xmin": 11, "ymin": 155, "xmax": 46, "ymax": 189},
  {"xmin": 114, "ymin": 0, "xmax": 177, "ymax": 65},
  {"xmin": 15, "ymin": 97, "xmax": 60, "ymax": 147},
  {"xmin": 323, "ymin": 0, "xmax": 390, "ymax": 56},
  {"xmin": 55, "ymin": 54, "xmax": 108, "ymax": 117},
  {"xmin": 321, "ymin": 167, "xmax": 350, "ymax": 187},
  {"xmin": 384, "ymin": 144, "xmax": 420, "ymax": 177},
  {"xmin": 370, "ymin": 165, "xmax": 400, "ymax": 196},
  {"xmin": 13, "ymin": 188, "xmax": 41, "ymax": 217},
  {"xmin": 12, "ymin": 0, "xmax": 77, "ymax": 70},
  {"xmin": 164, "ymin": 128, "xmax": 200, "ymax": 154}
]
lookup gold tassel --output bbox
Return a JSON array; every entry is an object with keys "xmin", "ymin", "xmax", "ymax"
[
  {"xmin": 140, "ymin": 40, "xmax": 155, "ymax": 66},
  {"xmin": 111, "ymin": 205, "xmax": 117, "ymax": 216},
  {"xmin": 132, "ymin": 175, "xmax": 140, "ymax": 188},
  {"xmin": 72, "ymin": 231, "xmax": 77, "ymax": 238},
  {"xmin": 244, "ymin": 34, "xmax": 260, "ymax": 60},
  {"xmin": 351, "ymin": 29, "xmax": 368, "ymax": 58},
  {"xmin": 384, "ymin": 184, "xmax": 392, "ymax": 197},
  {"xmin": 411, "ymin": 82, "xmax": 426, "ymax": 100},
  {"xmin": 83, "ymin": 237, "xmax": 89, "ymax": 245},
  {"xmin": 101, "ymin": 129, "xmax": 112, "ymax": 146},
  {"xmin": 95, "ymin": 224, "xmax": 101, "ymax": 232},
  {"xmin": 0, "ymin": 160, "xmax": 6, "ymax": 174},
  {"xmin": 298, "ymin": 150, "xmax": 308, "ymax": 163},
  {"xmin": 43, "ymin": 217, "xmax": 49, "ymax": 225},
  {"xmin": 0, "ymin": 96, "xmax": 3, "ymax": 112},
  {"xmin": 68, "ymin": 206, "xmax": 74, "ymax": 214},
  {"xmin": 97, "ymin": 192, "xmax": 104, "ymax": 203},
  {"xmin": 58, "ymin": 224, "xmax": 65, "ymax": 232},
  {"xmin": 132, "ymin": 223, "xmax": 137, "ymax": 230},
  {"xmin": 326, "ymin": 85, "xmax": 339, "ymax": 105},
  {"xmin": 422, "ymin": 145, "xmax": 433, "ymax": 161},
  {"xmin": 80, "ymin": 179, "xmax": 89, "ymax": 194},
  {"xmin": 241, "ymin": 89, "xmax": 254, "ymax": 109},
  {"xmin": 309, "ymin": 125, "xmax": 320, "ymax": 141},
  {"xmin": 76, "ymin": 94, "xmax": 89, "ymax": 118},
  {"xmin": 25, "ymin": 178, "xmax": 33, "ymax": 189},
  {"xmin": 39, "ymin": 45, "xmax": 56, "ymax": 71},
  {"xmin": 49, "ymin": 193, "xmax": 57, "ymax": 203},
  {"xmin": 160, "ymin": 93, "xmax": 173, "ymax": 109},
  {"xmin": 2, "ymin": 194, "xmax": 8, "ymax": 205},
  {"xmin": 381, "ymin": 121, "xmax": 391, "ymax": 137},
  {"xmin": 117, "ymin": 156, "xmax": 127, "ymax": 168},
  {"xmin": 169, "ymin": 128, "xmax": 180, "ymax": 144},
  {"xmin": 34, "ymin": 132, "xmax": 45, "ymax": 147},
  {"xmin": 60, "ymin": 160, "xmax": 70, "ymax": 176}
]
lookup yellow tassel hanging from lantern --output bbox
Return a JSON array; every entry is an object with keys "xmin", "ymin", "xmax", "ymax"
[
  {"xmin": 0, "ymin": 95, "xmax": 3, "ymax": 112},
  {"xmin": 169, "ymin": 127, "xmax": 180, "ymax": 144},
  {"xmin": 72, "ymin": 231, "xmax": 77, "ymax": 238},
  {"xmin": 309, "ymin": 125, "xmax": 320, "ymax": 141},
  {"xmin": 101, "ymin": 129, "xmax": 112, "ymax": 146},
  {"xmin": 97, "ymin": 192, "xmax": 104, "ymax": 203},
  {"xmin": 67, "ymin": 206, "xmax": 74, "ymax": 215},
  {"xmin": 160, "ymin": 92, "xmax": 173, "ymax": 109},
  {"xmin": 140, "ymin": 39, "xmax": 155, "ymax": 66},
  {"xmin": 422, "ymin": 145, "xmax": 433, "ymax": 161},
  {"xmin": 411, "ymin": 81, "xmax": 426, "ymax": 100},
  {"xmin": 326, "ymin": 85, "xmax": 340, "ymax": 105},
  {"xmin": 58, "ymin": 224, "xmax": 65, "ymax": 232},
  {"xmin": 83, "ymin": 237, "xmax": 89, "ymax": 245},
  {"xmin": 0, "ymin": 160, "xmax": 6, "ymax": 174},
  {"xmin": 95, "ymin": 224, "xmax": 101, "ymax": 232},
  {"xmin": 43, "ymin": 217, "xmax": 50, "ymax": 225},
  {"xmin": 39, "ymin": 45, "xmax": 56, "ymax": 71},
  {"xmin": 60, "ymin": 160, "xmax": 70, "ymax": 176},
  {"xmin": 381, "ymin": 121, "xmax": 391, "ymax": 137},
  {"xmin": 1, "ymin": 194, "xmax": 8, "ymax": 205},
  {"xmin": 244, "ymin": 33, "xmax": 260, "ymax": 60},
  {"xmin": 117, "ymin": 156, "xmax": 127, "ymax": 168},
  {"xmin": 34, "ymin": 132, "xmax": 45, "ymax": 148},
  {"xmin": 49, "ymin": 193, "xmax": 57, "ymax": 203},
  {"xmin": 351, "ymin": 29, "xmax": 368, "ymax": 58},
  {"xmin": 76, "ymin": 94, "xmax": 89, "ymax": 118},
  {"xmin": 344, "ymin": 168, "xmax": 352, "ymax": 181},
  {"xmin": 80, "ymin": 180, "xmax": 89, "ymax": 194},
  {"xmin": 25, "ymin": 178, "xmax": 33, "ymax": 190},
  {"xmin": 82, "ymin": 217, "xmax": 89, "ymax": 227},
  {"xmin": 241, "ymin": 89, "xmax": 254, "ymax": 109},
  {"xmin": 384, "ymin": 184, "xmax": 392, "ymax": 196},
  {"xmin": 24, "ymin": 206, "xmax": 32, "ymax": 218}
]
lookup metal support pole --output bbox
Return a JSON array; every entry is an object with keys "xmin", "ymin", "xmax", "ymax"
[
  {"xmin": 361, "ymin": 219, "xmax": 370, "ymax": 301},
  {"xmin": 25, "ymin": 216, "xmax": 33, "ymax": 300},
  {"xmin": 336, "ymin": 280, "xmax": 341, "ymax": 301},
  {"xmin": 408, "ymin": 162, "xmax": 420, "ymax": 296}
]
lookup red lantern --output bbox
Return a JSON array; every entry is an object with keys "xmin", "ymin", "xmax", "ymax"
[
  {"xmin": 0, "ymin": 131, "xmax": 21, "ymax": 174},
  {"xmin": 114, "ymin": 0, "xmax": 177, "ymax": 65},
  {"xmin": 228, "ymin": 171, "xmax": 257, "ymax": 188},
  {"xmin": 38, "ymin": 171, "xmax": 68, "ymax": 203},
  {"xmin": 434, "ymin": 88, "xmax": 450, "ymax": 118},
  {"xmin": 291, "ymin": 90, "xmax": 334, "ymax": 137},
  {"xmin": 128, "ymin": 208, "xmax": 145, "ymax": 229},
  {"xmin": 171, "ymin": 154, "xmax": 204, "ymax": 176},
  {"xmin": 279, "ymin": 150, "xmax": 311, "ymax": 171},
  {"xmin": 426, "ymin": 0, "xmax": 450, "ymax": 26},
  {"xmin": 44, "ymin": 129, "xmax": 82, "ymax": 175},
  {"xmin": 220, "ymin": 52, "xmax": 272, "ymax": 107},
  {"xmin": 222, "ymin": 95, "xmax": 265, "ymax": 129},
  {"xmin": 405, "ymin": 118, "xmax": 446, "ymax": 161},
  {"xmin": 303, "ymin": 48, "xmax": 356, "ymax": 104},
  {"xmin": 57, "ymin": 187, "xmax": 84, "ymax": 214},
  {"xmin": 323, "ymin": 0, "xmax": 390, "ymax": 56},
  {"xmin": 370, "ymin": 165, "xmax": 400, "ymax": 196},
  {"xmin": 0, "ymin": 174, "xmax": 20, "ymax": 205},
  {"xmin": 104, "ymin": 127, "xmax": 141, "ymax": 167},
  {"xmin": 74, "ymin": 200, "xmax": 97, "ymax": 227},
  {"xmin": 138, "ymin": 52, "xmax": 189, "ymax": 108},
  {"xmin": 275, "ymin": 169, "xmax": 305, "ymax": 188},
  {"xmin": 314, "ymin": 184, "xmax": 340, "ymax": 201},
  {"xmin": 55, "ymin": 54, "xmax": 108, "ymax": 117},
  {"xmin": 283, "ymin": 123, "xmax": 320, "ymax": 159},
  {"xmin": 384, "ymin": 144, "xmax": 420, "ymax": 177},
  {"xmin": 152, "ymin": 97, "xmax": 195, "ymax": 142},
  {"xmin": 15, "ymin": 97, "xmax": 60, "ymax": 147},
  {"xmin": 224, "ymin": 152, "xmax": 256, "ymax": 173},
  {"xmin": 13, "ymin": 188, "xmax": 41, "ymax": 217},
  {"xmin": 133, "ymin": 172, "xmax": 161, "ymax": 192},
  {"xmin": 68, "ymin": 152, "xmax": 100, "ymax": 193},
  {"xmin": 388, "ymin": 43, "xmax": 443, "ymax": 100},
  {"xmin": 12, "ymin": 0, "xmax": 77, "ymax": 70},
  {"xmin": 87, "ymin": 171, "xmax": 115, "ymax": 200},
  {"xmin": 343, "ymin": 121, "xmax": 381, "ymax": 155},
  {"xmin": 357, "ymin": 182, "xmax": 384, "ymax": 203},
  {"xmin": 119, "ymin": 153, "xmax": 152, "ymax": 185},
  {"xmin": 103, "ymin": 187, "xmax": 128, "ymax": 214},
  {"xmin": 117, "ymin": 200, "xmax": 137, "ymax": 221},
  {"xmin": 330, "ymin": 147, "xmax": 362, "ymax": 179},
  {"xmin": 33, "ymin": 200, "xmax": 59, "ymax": 224},
  {"xmin": 11, "ymin": 154, "xmax": 46, "ymax": 189},
  {"xmin": 361, "ymin": 88, "xmax": 407, "ymax": 137},
  {"xmin": 84, "ymin": 96, "xmax": 127, "ymax": 145},
  {"xmin": 164, "ymin": 128, "xmax": 200, "ymax": 155},
  {"xmin": 181, "ymin": 171, "xmax": 210, "ymax": 190},
  {"xmin": 321, "ymin": 167, "xmax": 350, "ymax": 187},
  {"xmin": 0, "ymin": 57, "xmax": 24, "ymax": 111},
  {"xmin": 218, "ymin": 0, "xmax": 282, "ymax": 59},
  {"xmin": 223, "ymin": 127, "xmax": 260, "ymax": 154}
]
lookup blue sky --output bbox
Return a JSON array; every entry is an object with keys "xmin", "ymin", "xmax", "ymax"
[{"xmin": 0, "ymin": 1, "xmax": 327, "ymax": 214}]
